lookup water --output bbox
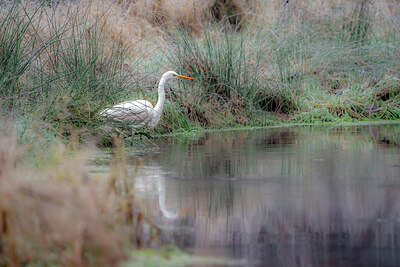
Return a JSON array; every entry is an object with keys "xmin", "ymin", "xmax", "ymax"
[{"xmin": 93, "ymin": 123, "xmax": 400, "ymax": 266}]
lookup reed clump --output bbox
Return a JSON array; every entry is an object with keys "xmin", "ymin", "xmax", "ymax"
[
  {"xmin": 156, "ymin": 0, "xmax": 400, "ymax": 130},
  {"xmin": 0, "ymin": 1, "xmax": 142, "ymax": 141},
  {"xmin": 163, "ymin": 26, "xmax": 298, "ymax": 130}
]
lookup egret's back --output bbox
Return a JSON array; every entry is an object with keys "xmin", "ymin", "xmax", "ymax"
[{"xmin": 100, "ymin": 100, "xmax": 158, "ymax": 129}]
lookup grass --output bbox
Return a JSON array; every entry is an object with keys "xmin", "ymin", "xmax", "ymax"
[
  {"xmin": 0, "ymin": 1, "xmax": 44, "ymax": 111},
  {"xmin": 0, "ymin": 1, "xmax": 142, "ymax": 143},
  {"xmin": 126, "ymin": 245, "xmax": 245, "ymax": 266},
  {"xmin": 164, "ymin": 26, "xmax": 297, "ymax": 128}
]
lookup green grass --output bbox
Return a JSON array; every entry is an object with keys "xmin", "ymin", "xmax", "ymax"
[
  {"xmin": 126, "ymin": 245, "xmax": 244, "ymax": 267},
  {"xmin": 0, "ymin": 1, "xmax": 140, "ymax": 142},
  {"xmin": 155, "ymin": 24, "xmax": 299, "ymax": 132},
  {"xmin": 0, "ymin": 1, "xmax": 44, "ymax": 110},
  {"xmin": 154, "ymin": 19, "xmax": 399, "ymax": 132}
]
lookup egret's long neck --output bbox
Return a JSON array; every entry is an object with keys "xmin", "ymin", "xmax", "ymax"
[{"xmin": 154, "ymin": 76, "xmax": 167, "ymax": 115}]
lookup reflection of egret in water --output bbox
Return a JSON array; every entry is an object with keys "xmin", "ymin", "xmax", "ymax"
[
  {"xmin": 157, "ymin": 178, "xmax": 179, "ymax": 219},
  {"xmin": 134, "ymin": 167, "xmax": 180, "ymax": 220}
]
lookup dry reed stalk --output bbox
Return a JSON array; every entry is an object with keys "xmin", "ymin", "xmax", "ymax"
[{"xmin": 0, "ymin": 134, "xmax": 159, "ymax": 265}]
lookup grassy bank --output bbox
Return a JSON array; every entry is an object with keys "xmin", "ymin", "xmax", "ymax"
[{"xmin": 0, "ymin": 0, "xmax": 399, "ymax": 143}]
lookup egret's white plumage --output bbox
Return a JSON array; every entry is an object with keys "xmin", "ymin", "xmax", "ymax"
[{"xmin": 100, "ymin": 71, "xmax": 193, "ymax": 130}]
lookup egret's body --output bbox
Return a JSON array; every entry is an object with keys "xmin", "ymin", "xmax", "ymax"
[
  {"xmin": 100, "ymin": 99, "xmax": 159, "ymax": 129},
  {"xmin": 100, "ymin": 71, "xmax": 192, "ymax": 131}
]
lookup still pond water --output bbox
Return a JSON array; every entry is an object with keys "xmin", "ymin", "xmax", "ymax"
[{"xmin": 93, "ymin": 122, "xmax": 400, "ymax": 266}]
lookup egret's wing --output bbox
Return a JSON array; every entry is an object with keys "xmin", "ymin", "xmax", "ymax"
[{"xmin": 101, "ymin": 100, "xmax": 155, "ymax": 128}]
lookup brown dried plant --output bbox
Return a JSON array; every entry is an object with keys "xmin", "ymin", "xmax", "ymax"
[{"xmin": 0, "ymin": 133, "xmax": 159, "ymax": 266}]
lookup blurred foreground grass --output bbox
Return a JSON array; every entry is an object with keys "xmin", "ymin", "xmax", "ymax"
[{"xmin": 0, "ymin": 133, "xmax": 164, "ymax": 265}]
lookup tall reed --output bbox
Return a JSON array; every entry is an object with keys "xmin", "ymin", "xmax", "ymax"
[
  {"xmin": 0, "ymin": 1, "xmax": 44, "ymax": 111},
  {"xmin": 163, "ymin": 25, "xmax": 298, "ymax": 129},
  {"xmin": 0, "ymin": 1, "xmax": 140, "ymax": 139}
]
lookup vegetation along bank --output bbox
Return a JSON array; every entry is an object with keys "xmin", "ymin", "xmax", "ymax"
[{"xmin": 0, "ymin": 0, "xmax": 398, "ymax": 144}]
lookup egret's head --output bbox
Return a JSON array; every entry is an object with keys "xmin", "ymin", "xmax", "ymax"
[{"xmin": 162, "ymin": 71, "xmax": 193, "ymax": 81}]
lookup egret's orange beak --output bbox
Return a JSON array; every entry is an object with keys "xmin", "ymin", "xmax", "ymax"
[{"xmin": 177, "ymin": 74, "xmax": 193, "ymax": 80}]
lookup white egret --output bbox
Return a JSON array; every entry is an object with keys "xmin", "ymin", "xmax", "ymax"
[{"xmin": 100, "ymin": 71, "xmax": 193, "ymax": 137}]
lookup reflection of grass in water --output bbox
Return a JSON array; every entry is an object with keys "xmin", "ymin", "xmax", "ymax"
[
  {"xmin": 158, "ymin": 122, "xmax": 400, "ymax": 184},
  {"xmin": 366, "ymin": 123, "xmax": 400, "ymax": 147},
  {"xmin": 212, "ymin": 183, "xmax": 235, "ymax": 219}
]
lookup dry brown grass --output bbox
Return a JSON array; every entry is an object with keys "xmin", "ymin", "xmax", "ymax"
[
  {"xmin": 64, "ymin": 0, "xmax": 400, "ymax": 54},
  {"xmin": 121, "ymin": 0, "xmax": 257, "ymax": 33},
  {"xmin": 0, "ymin": 133, "xmax": 159, "ymax": 266},
  {"xmin": 15, "ymin": 0, "xmax": 398, "ymax": 53},
  {"xmin": 44, "ymin": 0, "xmax": 266, "ymax": 50},
  {"xmin": 14, "ymin": 0, "xmax": 397, "ymax": 66}
]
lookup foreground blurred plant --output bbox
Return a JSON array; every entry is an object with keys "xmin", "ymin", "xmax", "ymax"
[{"xmin": 0, "ymin": 133, "xmax": 160, "ymax": 265}]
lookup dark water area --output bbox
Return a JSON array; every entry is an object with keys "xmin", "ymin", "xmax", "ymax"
[{"xmin": 94, "ymin": 123, "xmax": 400, "ymax": 266}]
